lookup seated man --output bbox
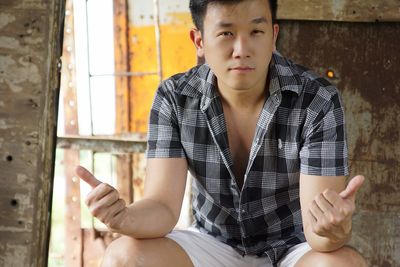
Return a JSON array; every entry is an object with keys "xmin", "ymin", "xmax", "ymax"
[{"xmin": 76, "ymin": 0, "xmax": 368, "ymax": 266}]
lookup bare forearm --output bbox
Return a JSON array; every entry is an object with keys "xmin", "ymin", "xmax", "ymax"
[
  {"xmin": 304, "ymin": 224, "xmax": 351, "ymax": 252},
  {"xmin": 111, "ymin": 198, "xmax": 177, "ymax": 239}
]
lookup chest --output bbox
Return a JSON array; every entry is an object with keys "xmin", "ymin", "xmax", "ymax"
[{"xmin": 223, "ymin": 109, "xmax": 260, "ymax": 180}]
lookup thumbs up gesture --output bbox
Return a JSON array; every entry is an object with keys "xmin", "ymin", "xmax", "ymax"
[
  {"xmin": 75, "ymin": 165, "xmax": 127, "ymax": 232},
  {"xmin": 307, "ymin": 175, "xmax": 365, "ymax": 242}
]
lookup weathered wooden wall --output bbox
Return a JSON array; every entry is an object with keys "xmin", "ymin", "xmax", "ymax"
[
  {"xmin": 0, "ymin": 0, "xmax": 64, "ymax": 266},
  {"xmin": 277, "ymin": 21, "xmax": 400, "ymax": 267},
  {"xmin": 278, "ymin": 0, "xmax": 400, "ymax": 22}
]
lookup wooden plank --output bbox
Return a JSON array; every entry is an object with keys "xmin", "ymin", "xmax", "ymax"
[
  {"xmin": 57, "ymin": 135, "xmax": 147, "ymax": 154},
  {"xmin": 61, "ymin": 1, "xmax": 83, "ymax": 266},
  {"xmin": 0, "ymin": 0, "xmax": 64, "ymax": 265},
  {"xmin": 114, "ymin": 0, "xmax": 131, "ymax": 135},
  {"xmin": 113, "ymin": 0, "xmax": 134, "ymax": 205},
  {"xmin": 277, "ymin": 0, "xmax": 400, "ymax": 22}
]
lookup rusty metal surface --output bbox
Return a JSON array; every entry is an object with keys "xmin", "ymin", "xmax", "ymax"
[
  {"xmin": 0, "ymin": 0, "xmax": 64, "ymax": 266},
  {"xmin": 277, "ymin": 20, "xmax": 400, "ymax": 267}
]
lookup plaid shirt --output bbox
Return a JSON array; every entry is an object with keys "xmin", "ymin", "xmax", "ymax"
[{"xmin": 146, "ymin": 51, "xmax": 349, "ymax": 265}]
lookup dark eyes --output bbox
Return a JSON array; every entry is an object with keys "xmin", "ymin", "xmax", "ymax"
[
  {"xmin": 217, "ymin": 30, "xmax": 264, "ymax": 37},
  {"xmin": 219, "ymin": 31, "xmax": 233, "ymax": 37},
  {"xmin": 252, "ymin": 30, "xmax": 265, "ymax": 34}
]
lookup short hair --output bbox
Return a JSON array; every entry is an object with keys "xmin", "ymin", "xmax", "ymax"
[{"xmin": 189, "ymin": 0, "xmax": 278, "ymax": 32}]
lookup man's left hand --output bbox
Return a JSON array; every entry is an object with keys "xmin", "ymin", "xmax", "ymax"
[{"xmin": 307, "ymin": 175, "xmax": 365, "ymax": 242}]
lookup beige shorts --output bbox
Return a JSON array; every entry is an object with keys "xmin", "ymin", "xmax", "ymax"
[{"xmin": 166, "ymin": 227, "xmax": 311, "ymax": 267}]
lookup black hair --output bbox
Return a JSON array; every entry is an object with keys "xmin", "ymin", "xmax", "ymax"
[{"xmin": 189, "ymin": 0, "xmax": 277, "ymax": 32}]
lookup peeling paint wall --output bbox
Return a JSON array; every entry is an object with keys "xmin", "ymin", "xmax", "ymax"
[
  {"xmin": 0, "ymin": 0, "xmax": 64, "ymax": 266},
  {"xmin": 278, "ymin": 20, "xmax": 400, "ymax": 267}
]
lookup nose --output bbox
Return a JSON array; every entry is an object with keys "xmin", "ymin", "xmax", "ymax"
[{"xmin": 232, "ymin": 35, "xmax": 251, "ymax": 59}]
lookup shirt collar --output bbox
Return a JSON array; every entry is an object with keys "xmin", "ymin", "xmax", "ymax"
[
  {"xmin": 186, "ymin": 51, "xmax": 302, "ymax": 110},
  {"xmin": 268, "ymin": 51, "xmax": 302, "ymax": 96}
]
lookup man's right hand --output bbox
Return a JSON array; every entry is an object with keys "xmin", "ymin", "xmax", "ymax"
[{"xmin": 75, "ymin": 165, "xmax": 127, "ymax": 232}]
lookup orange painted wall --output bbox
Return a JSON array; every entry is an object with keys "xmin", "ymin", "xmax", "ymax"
[{"xmin": 128, "ymin": 12, "xmax": 196, "ymax": 133}]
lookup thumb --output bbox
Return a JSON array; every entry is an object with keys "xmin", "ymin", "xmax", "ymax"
[
  {"xmin": 75, "ymin": 165, "xmax": 102, "ymax": 188},
  {"xmin": 339, "ymin": 175, "xmax": 365, "ymax": 200}
]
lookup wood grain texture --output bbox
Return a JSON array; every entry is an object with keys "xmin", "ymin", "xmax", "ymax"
[
  {"xmin": 0, "ymin": 0, "xmax": 64, "ymax": 266},
  {"xmin": 277, "ymin": 0, "xmax": 400, "ymax": 22}
]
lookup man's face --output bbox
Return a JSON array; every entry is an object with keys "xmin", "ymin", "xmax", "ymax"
[{"xmin": 192, "ymin": 0, "xmax": 279, "ymax": 93}]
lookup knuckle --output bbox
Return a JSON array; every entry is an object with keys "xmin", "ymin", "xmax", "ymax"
[
  {"xmin": 99, "ymin": 183, "xmax": 109, "ymax": 193},
  {"xmin": 313, "ymin": 224, "xmax": 322, "ymax": 234},
  {"xmin": 107, "ymin": 219, "xmax": 118, "ymax": 229},
  {"xmin": 342, "ymin": 206, "xmax": 353, "ymax": 216},
  {"xmin": 104, "ymin": 183, "xmax": 116, "ymax": 193},
  {"xmin": 108, "ymin": 215, "xmax": 122, "ymax": 229},
  {"xmin": 90, "ymin": 206, "xmax": 100, "ymax": 216},
  {"xmin": 323, "ymin": 189, "xmax": 331, "ymax": 196},
  {"xmin": 116, "ymin": 202, "xmax": 125, "ymax": 213},
  {"xmin": 117, "ymin": 199, "xmax": 126, "ymax": 208},
  {"xmin": 320, "ymin": 218, "xmax": 329, "ymax": 229},
  {"xmin": 112, "ymin": 191, "xmax": 120, "ymax": 201},
  {"xmin": 329, "ymin": 216, "xmax": 339, "ymax": 225}
]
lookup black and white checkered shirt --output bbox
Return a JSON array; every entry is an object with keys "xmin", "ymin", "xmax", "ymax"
[{"xmin": 146, "ymin": 51, "xmax": 349, "ymax": 265}]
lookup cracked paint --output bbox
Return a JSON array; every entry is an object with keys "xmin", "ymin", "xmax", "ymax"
[
  {"xmin": 0, "ymin": 13, "xmax": 16, "ymax": 29},
  {"xmin": 0, "ymin": 55, "xmax": 41, "ymax": 93}
]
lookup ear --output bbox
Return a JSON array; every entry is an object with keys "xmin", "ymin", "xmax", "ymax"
[
  {"xmin": 272, "ymin": 24, "xmax": 280, "ymax": 51},
  {"xmin": 190, "ymin": 28, "xmax": 205, "ymax": 58}
]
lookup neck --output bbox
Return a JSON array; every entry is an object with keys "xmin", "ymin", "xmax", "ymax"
[{"xmin": 217, "ymin": 78, "xmax": 268, "ymax": 111}]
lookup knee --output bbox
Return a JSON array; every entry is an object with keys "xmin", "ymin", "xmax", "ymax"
[
  {"xmin": 295, "ymin": 246, "xmax": 368, "ymax": 267},
  {"xmin": 101, "ymin": 236, "xmax": 146, "ymax": 267}
]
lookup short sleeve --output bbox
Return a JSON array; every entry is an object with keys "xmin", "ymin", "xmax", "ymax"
[
  {"xmin": 299, "ymin": 91, "xmax": 349, "ymax": 176},
  {"xmin": 146, "ymin": 83, "xmax": 186, "ymax": 158}
]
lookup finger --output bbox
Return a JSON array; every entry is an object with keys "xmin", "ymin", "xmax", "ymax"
[
  {"xmin": 307, "ymin": 209, "xmax": 320, "ymax": 234},
  {"xmin": 90, "ymin": 190, "xmax": 119, "ymax": 212},
  {"xmin": 91, "ymin": 198, "xmax": 119, "ymax": 224},
  {"xmin": 314, "ymin": 193, "xmax": 334, "ymax": 213},
  {"xmin": 339, "ymin": 175, "xmax": 365, "ymax": 199},
  {"xmin": 308, "ymin": 209, "xmax": 317, "ymax": 224},
  {"xmin": 86, "ymin": 183, "xmax": 114, "ymax": 205},
  {"xmin": 75, "ymin": 165, "xmax": 102, "ymax": 188},
  {"xmin": 322, "ymin": 189, "xmax": 342, "ymax": 207},
  {"xmin": 105, "ymin": 200, "xmax": 127, "ymax": 229},
  {"xmin": 309, "ymin": 199, "xmax": 324, "ymax": 220},
  {"xmin": 105, "ymin": 199, "xmax": 126, "ymax": 224}
]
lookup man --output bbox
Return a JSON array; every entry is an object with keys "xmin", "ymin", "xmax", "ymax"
[{"xmin": 76, "ymin": 0, "xmax": 368, "ymax": 266}]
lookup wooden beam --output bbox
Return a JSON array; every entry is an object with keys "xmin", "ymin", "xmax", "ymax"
[
  {"xmin": 277, "ymin": 0, "xmax": 400, "ymax": 22},
  {"xmin": 0, "ymin": 0, "xmax": 64, "ymax": 266},
  {"xmin": 57, "ymin": 135, "xmax": 147, "ymax": 154},
  {"xmin": 113, "ymin": 0, "xmax": 134, "ymax": 205},
  {"xmin": 61, "ymin": 1, "xmax": 83, "ymax": 266}
]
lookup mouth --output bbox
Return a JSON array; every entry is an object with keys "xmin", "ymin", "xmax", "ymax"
[{"xmin": 229, "ymin": 66, "xmax": 255, "ymax": 72}]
